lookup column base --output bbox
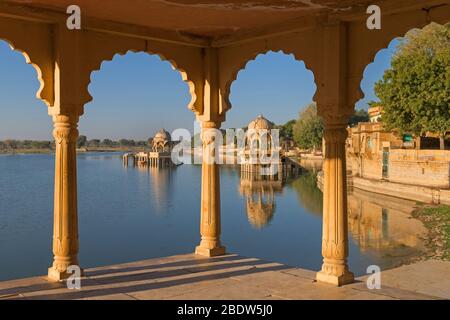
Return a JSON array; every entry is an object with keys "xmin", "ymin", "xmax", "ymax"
[
  {"xmin": 316, "ymin": 270, "xmax": 354, "ymax": 286},
  {"xmin": 195, "ymin": 245, "xmax": 226, "ymax": 257},
  {"xmin": 48, "ymin": 266, "xmax": 84, "ymax": 282}
]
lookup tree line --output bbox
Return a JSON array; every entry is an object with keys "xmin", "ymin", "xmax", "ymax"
[
  {"xmin": 0, "ymin": 137, "xmax": 153, "ymax": 151},
  {"xmin": 0, "ymin": 140, "xmax": 53, "ymax": 151},
  {"xmin": 76, "ymin": 136, "xmax": 151, "ymax": 149},
  {"xmin": 277, "ymin": 104, "xmax": 369, "ymax": 151}
]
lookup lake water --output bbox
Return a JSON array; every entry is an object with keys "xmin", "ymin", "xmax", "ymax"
[{"xmin": 0, "ymin": 153, "xmax": 426, "ymax": 281}]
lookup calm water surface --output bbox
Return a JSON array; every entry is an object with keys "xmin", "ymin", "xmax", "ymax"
[{"xmin": 0, "ymin": 153, "xmax": 426, "ymax": 281}]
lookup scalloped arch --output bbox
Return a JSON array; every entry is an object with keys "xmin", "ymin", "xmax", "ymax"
[
  {"xmin": 0, "ymin": 38, "xmax": 53, "ymax": 108},
  {"xmin": 223, "ymin": 48, "xmax": 318, "ymax": 114},
  {"xmin": 85, "ymin": 48, "xmax": 199, "ymax": 116},
  {"xmin": 353, "ymin": 21, "xmax": 450, "ymax": 109}
]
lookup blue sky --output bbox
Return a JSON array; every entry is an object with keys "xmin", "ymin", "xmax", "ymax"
[{"xmin": 0, "ymin": 40, "xmax": 398, "ymax": 140}]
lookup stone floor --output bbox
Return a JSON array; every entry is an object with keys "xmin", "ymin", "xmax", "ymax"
[{"xmin": 0, "ymin": 254, "xmax": 449, "ymax": 300}]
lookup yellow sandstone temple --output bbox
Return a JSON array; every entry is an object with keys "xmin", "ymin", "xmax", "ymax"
[{"xmin": 123, "ymin": 129, "xmax": 177, "ymax": 168}]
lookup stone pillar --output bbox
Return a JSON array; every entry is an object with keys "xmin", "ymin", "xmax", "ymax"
[
  {"xmin": 195, "ymin": 121, "xmax": 226, "ymax": 257},
  {"xmin": 316, "ymin": 124, "xmax": 354, "ymax": 286},
  {"xmin": 48, "ymin": 114, "xmax": 81, "ymax": 281}
]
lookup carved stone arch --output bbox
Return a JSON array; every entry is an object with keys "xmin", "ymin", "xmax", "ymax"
[
  {"xmin": 0, "ymin": 16, "xmax": 54, "ymax": 108},
  {"xmin": 82, "ymin": 31, "xmax": 203, "ymax": 117},
  {"xmin": 219, "ymin": 28, "xmax": 323, "ymax": 117},
  {"xmin": 347, "ymin": 5, "xmax": 450, "ymax": 109}
]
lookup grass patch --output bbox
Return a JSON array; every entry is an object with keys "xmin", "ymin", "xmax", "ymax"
[{"xmin": 412, "ymin": 204, "xmax": 450, "ymax": 260}]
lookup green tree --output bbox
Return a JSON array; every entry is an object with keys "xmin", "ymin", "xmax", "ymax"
[
  {"xmin": 275, "ymin": 119, "xmax": 296, "ymax": 141},
  {"xmin": 88, "ymin": 139, "xmax": 101, "ymax": 148},
  {"xmin": 4, "ymin": 139, "xmax": 17, "ymax": 151},
  {"xmin": 77, "ymin": 135, "xmax": 87, "ymax": 148},
  {"xmin": 293, "ymin": 103, "xmax": 323, "ymax": 151},
  {"xmin": 119, "ymin": 139, "xmax": 135, "ymax": 147},
  {"xmin": 101, "ymin": 139, "xmax": 113, "ymax": 147},
  {"xmin": 291, "ymin": 173, "xmax": 323, "ymax": 216},
  {"xmin": 374, "ymin": 22, "xmax": 450, "ymax": 149},
  {"xmin": 349, "ymin": 109, "xmax": 370, "ymax": 126}
]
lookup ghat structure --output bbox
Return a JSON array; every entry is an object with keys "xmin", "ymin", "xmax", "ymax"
[
  {"xmin": 240, "ymin": 115, "xmax": 302, "ymax": 179},
  {"xmin": 0, "ymin": 0, "xmax": 449, "ymax": 286},
  {"xmin": 123, "ymin": 129, "xmax": 176, "ymax": 168},
  {"xmin": 240, "ymin": 115, "xmax": 281, "ymax": 178}
]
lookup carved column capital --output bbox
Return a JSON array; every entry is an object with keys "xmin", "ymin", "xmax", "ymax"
[
  {"xmin": 316, "ymin": 102, "xmax": 353, "ymax": 128},
  {"xmin": 200, "ymin": 121, "xmax": 222, "ymax": 163},
  {"xmin": 200, "ymin": 120, "xmax": 220, "ymax": 133},
  {"xmin": 323, "ymin": 126, "xmax": 348, "ymax": 144},
  {"xmin": 52, "ymin": 115, "xmax": 79, "ymax": 143},
  {"xmin": 200, "ymin": 130, "xmax": 218, "ymax": 147}
]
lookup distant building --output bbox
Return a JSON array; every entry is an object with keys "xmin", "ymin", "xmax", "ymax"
[
  {"xmin": 123, "ymin": 129, "xmax": 177, "ymax": 168},
  {"xmin": 240, "ymin": 115, "xmax": 281, "ymax": 178},
  {"xmin": 368, "ymin": 105, "xmax": 383, "ymax": 123},
  {"xmin": 345, "ymin": 106, "xmax": 450, "ymax": 205},
  {"xmin": 240, "ymin": 115, "xmax": 302, "ymax": 180}
]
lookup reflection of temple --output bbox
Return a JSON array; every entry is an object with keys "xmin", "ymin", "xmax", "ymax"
[
  {"xmin": 123, "ymin": 129, "xmax": 178, "ymax": 168},
  {"xmin": 131, "ymin": 160, "xmax": 174, "ymax": 213},
  {"xmin": 239, "ymin": 171, "xmax": 283, "ymax": 229},
  {"xmin": 148, "ymin": 165, "xmax": 173, "ymax": 212}
]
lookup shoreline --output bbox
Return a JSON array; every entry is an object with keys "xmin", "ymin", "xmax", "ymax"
[{"xmin": 0, "ymin": 148, "xmax": 140, "ymax": 155}]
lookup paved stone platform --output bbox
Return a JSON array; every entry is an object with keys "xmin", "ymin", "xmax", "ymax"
[{"xmin": 0, "ymin": 254, "xmax": 448, "ymax": 300}]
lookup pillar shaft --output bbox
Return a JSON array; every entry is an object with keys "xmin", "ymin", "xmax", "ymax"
[
  {"xmin": 48, "ymin": 114, "xmax": 81, "ymax": 281},
  {"xmin": 316, "ymin": 125, "xmax": 354, "ymax": 286},
  {"xmin": 195, "ymin": 121, "xmax": 226, "ymax": 257}
]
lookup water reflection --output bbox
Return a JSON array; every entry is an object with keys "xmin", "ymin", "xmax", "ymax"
[
  {"xmin": 239, "ymin": 172, "xmax": 283, "ymax": 229},
  {"xmin": 0, "ymin": 154, "xmax": 429, "ymax": 280},
  {"xmin": 289, "ymin": 173, "xmax": 323, "ymax": 216},
  {"xmin": 130, "ymin": 159, "xmax": 426, "ymax": 270},
  {"xmin": 148, "ymin": 166, "xmax": 175, "ymax": 212},
  {"xmin": 298, "ymin": 158, "xmax": 323, "ymax": 173},
  {"xmin": 347, "ymin": 188, "xmax": 426, "ymax": 265},
  {"xmin": 291, "ymin": 172, "xmax": 426, "ymax": 269}
]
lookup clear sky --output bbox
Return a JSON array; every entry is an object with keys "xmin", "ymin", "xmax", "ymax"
[{"xmin": 0, "ymin": 39, "xmax": 399, "ymax": 140}]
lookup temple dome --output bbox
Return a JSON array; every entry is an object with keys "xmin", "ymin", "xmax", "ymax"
[
  {"xmin": 152, "ymin": 129, "xmax": 172, "ymax": 152},
  {"xmin": 153, "ymin": 129, "xmax": 171, "ymax": 143},
  {"xmin": 247, "ymin": 115, "xmax": 274, "ymax": 131}
]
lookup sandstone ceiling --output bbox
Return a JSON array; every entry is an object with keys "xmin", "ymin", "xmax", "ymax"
[{"xmin": 4, "ymin": 0, "xmax": 390, "ymax": 39}]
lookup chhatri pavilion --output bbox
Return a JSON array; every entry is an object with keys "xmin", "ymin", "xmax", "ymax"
[
  {"xmin": 0, "ymin": 0, "xmax": 448, "ymax": 286},
  {"xmin": 123, "ymin": 128, "xmax": 176, "ymax": 167}
]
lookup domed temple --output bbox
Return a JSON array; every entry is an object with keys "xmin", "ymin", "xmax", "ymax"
[
  {"xmin": 152, "ymin": 129, "xmax": 172, "ymax": 152},
  {"xmin": 240, "ymin": 115, "xmax": 301, "ymax": 180},
  {"xmin": 123, "ymin": 129, "xmax": 177, "ymax": 168}
]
